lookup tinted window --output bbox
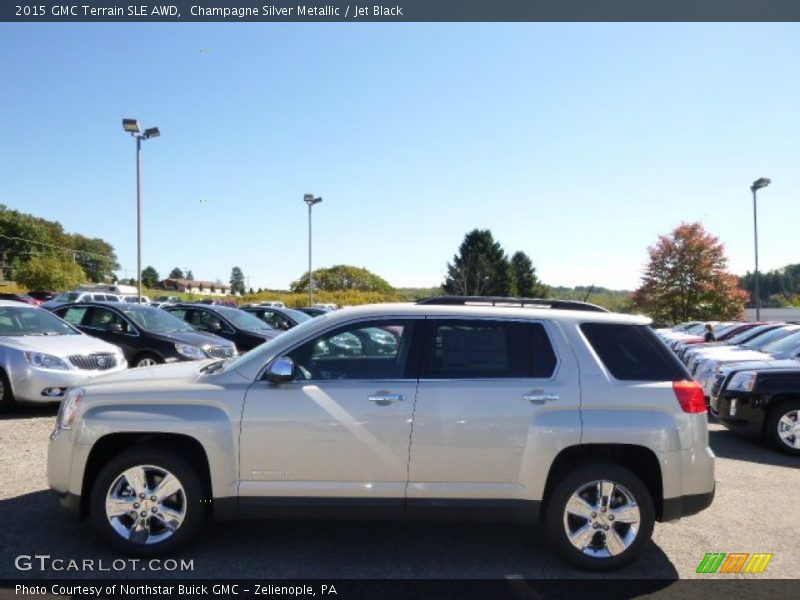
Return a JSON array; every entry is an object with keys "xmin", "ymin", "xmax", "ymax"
[
  {"xmin": 86, "ymin": 307, "xmax": 130, "ymax": 332},
  {"xmin": 426, "ymin": 320, "xmax": 557, "ymax": 379},
  {"xmin": 288, "ymin": 320, "xmax": 416, "ymax": 380},
  {"xmin": 581, "ymin": 323, "xmax": 688, "ymax": 381},
  {"xmin": 60, "ymin": 306, "xmax": 89, "ymax": 326}
]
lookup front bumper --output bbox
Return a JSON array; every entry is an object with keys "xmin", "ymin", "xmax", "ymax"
[
  {"xmin": 710, "ymin": 392, "xmax": 765, "ymax": 433},
  {"xmin": 12, "ymin": 363, "xmax": 126, "ymax": 403}
]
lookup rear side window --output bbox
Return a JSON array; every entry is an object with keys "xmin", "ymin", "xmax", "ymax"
[
  {"xmin": 581, "ymin": 323, "xmax": 688, "ymax": 381},
  {"xmin": 425, "ymin": 320, "xmax": 557, "ymax": 379}
]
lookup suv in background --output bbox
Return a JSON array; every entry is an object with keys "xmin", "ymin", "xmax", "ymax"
[
  {"xmin": 42, "ymin": 291, "xmax": 120, "ymax": 310},
  {"xmin": 47, "ymin": 296, "xmax": 714, "ymax": 570}
]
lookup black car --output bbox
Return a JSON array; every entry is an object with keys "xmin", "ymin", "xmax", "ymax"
[
  {"xmin": 711, "ymin": 365, "xmax": 800, "ymax": 455},
  {"xmin": 53, "ymin": 302, "xmax": 238, "ymax": 368},
  {"xmin": 163, "ymin": 304, "xmax": 280, "ymax": 352},
  {"xmin": 296, "ymin": 307, "xmax": 328, "ymax": 317},
  {"xmin": 241, "ymin": 305, "xmax": 313, "ymax": 331}
]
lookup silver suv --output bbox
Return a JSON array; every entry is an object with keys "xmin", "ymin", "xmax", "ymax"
[{"xmin": 47, "ymin": 297, "xmax": 715, "ymax": 570}]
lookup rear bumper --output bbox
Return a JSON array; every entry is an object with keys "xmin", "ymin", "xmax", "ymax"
[{"xmin": 661, "ymin": 485, "xmax": 715, "ymax": 521}]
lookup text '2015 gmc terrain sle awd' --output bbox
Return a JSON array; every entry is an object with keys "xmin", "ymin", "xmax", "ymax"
[{"xmin": 47, "ymin": 297, "xmax": 715, "ymax": 571}]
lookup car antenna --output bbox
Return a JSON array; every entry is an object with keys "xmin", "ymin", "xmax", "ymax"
[{"xmin": 582, "ymin": 284, "xmax": 595, "ymax": 303}]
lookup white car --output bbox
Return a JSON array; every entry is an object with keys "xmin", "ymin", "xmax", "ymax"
[{"xmin": 0, "ymin": 301, "xmax": 127, "ymax": 410}]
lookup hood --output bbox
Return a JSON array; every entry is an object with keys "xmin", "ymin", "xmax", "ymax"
[
  {"xmin": 0, "ymin": 333, "xmax": 120, "ymax": 357},
  {"xmin": 149, "ymin": 329, "xmax": 236, "ymax": 349},
  {"xmin": 719, "ymin": 358, "xmax": 800, "ymax": 375}
]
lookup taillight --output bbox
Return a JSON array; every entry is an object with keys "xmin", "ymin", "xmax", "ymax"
[{"xmin": 673, "ymin": 380, "xmax": 707, "ymax": 413}]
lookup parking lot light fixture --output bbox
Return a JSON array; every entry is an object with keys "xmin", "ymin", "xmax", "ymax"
[
  {"xmin": 303, "ymin": 194, "xmax": 323, "ymax": 306},
  {"xmin": 122, "ymin": 118, "xmax": 160, "ymax": 302},
  {"xmin": 750, "ymin": 177, "xmax": 771, "ymax": 321}
]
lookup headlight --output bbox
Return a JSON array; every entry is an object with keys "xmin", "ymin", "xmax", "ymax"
[
  {"xmin": 56, "ymin": 387, "xmax": 85, "ymax": 430},
  {"xmin": 727, "ymin": 371, "xmax": 757, "ymax": 392},
  {"xmin": 24, "ymin": 351, "xmax": 69, "ymax": 370},
  {"xmin": 175, "ymin": 343, "xmax": 207, "ymax": 360}
]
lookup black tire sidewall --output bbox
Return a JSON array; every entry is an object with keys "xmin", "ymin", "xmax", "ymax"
[
  {"xmin": 0, "ymin": 369, "xmax": 16, "ymax": 412},
  {"xmin": 545, "ymin": 463, "xmax": 655, "ymax": 571},
  {"xmin": 765, "ymin": 400, "xmax": 800, "ymax": 456},
  {"xmin": 89, "ymin": 447, "xmax": 203, "ymax": 556}
]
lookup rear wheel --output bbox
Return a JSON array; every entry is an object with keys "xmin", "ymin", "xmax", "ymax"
[
  {"xmin": 0, "ymin": 369, "xmax": 16, "ymax": 413},
  {"xmin": 545, "ymin": 463, "xmax": 655, "ymax": 571},
  {"xmin": 765, "ymin": 399, "xmax": 800, "ymax": 455},
  {"xmin": 89, "ymin": 447, "xmax": 203, "ymax": 556}
]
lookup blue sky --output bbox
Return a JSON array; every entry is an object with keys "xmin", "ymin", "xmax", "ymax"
[{"xmin": 0, "ymin": 23, "xmax": 798, "ymax": 290}]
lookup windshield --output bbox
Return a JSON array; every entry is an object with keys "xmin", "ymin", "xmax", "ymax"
[
  {"xmin": 725, "ymin": 324, "xmax": 772, "ymax": 346},
  {"xmin": 761, "ymin": 330, "xmax": 800, "ymax": 355},
  {"xmin": 283, "ymin": 308, "xmax": 311, "ymax": 323},
  {"xmin": 216, "ymin": 307, "xmax": 273, "ymax": 330},
  {"xmin": 0, "ymin": 306, "xmax": 79, "ymax": 336},
  {"xmin": 122, "ymin": 307, "xmax": 195, "ymax": 333},
  {"xmin": 223, "ymin": 315, "xmax": 323, "ymax": 373},
  {"xmin": 743, "ymin": 326, "xmax": 800, "ymax": 350}
]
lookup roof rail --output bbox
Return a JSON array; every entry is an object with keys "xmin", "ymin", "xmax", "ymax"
[{"xmin": 415, "ymin": 296, "xmax": 609, "ymax": 313}]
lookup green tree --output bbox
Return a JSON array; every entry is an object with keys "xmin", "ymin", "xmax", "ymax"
[
  {"xmin": 508, "ymin": 251, "xmax": 547, "ymax": 297},
  {"xmin": 185, "ymin": 269, "xmax": 194, "ymax": 280},
  {"xmin": 290, "ymin": 265, "xmax": 393, "ymax": 293},
  {"xmin": 631, "ymin": 222, "xmax": 748, "ymax": 324},
  {"xmin": 443, "ymin": 229, "xmax": 510, "ymax": 296},
  {"xmin": 168, "ymin": 267, "xmax": 184, "ymax": 280},
  {"xmin": 71, "ymin": 234, "xmax": 119, "ymax": 282},
  {"xmin": 230, "ymin": 266, "xmax": 246, "ymax": 295},
  {"xmin": 15, "ymin": 254, "xmax": 86, "ymax": 291},
  {"xmin": 141, "ymin": 266, "xmax": 160, "ymax": 288}
]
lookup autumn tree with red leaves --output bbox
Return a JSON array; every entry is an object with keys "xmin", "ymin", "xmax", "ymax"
[{"xmin": 631, "ymin": 222, "xmax": 748, "ymax": 324}]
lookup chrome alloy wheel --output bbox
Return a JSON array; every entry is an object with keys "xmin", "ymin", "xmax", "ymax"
[
  {"xmin": 563, "ymin": 480, "xmax": 641, "ymax": 558},
  {"xmin": 105, "ymin": 465, "xmax": 186, "ymax": 545},
  {"xmin": 777, "ymin": 409, "xmax": 800, "ymax": 450},
  {"xmin": 136, "ymin": 357, "xmax": 158, "ymax": 367}
]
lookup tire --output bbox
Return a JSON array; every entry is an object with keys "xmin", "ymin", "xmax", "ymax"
[
  {"xmin": 134, "ymin": 353, "xmax": 162, "ymax": 368},
  {"xmin": 544, "ymin": 463, "xmax": 655, "ymax": 571},
  {"xmin": 89, "ymin": 447, "xmax": 204, "ymax": 556},
  {"xmin": 0, "ymin": 369, "xmax": 16, "ymax": 413},
  {"xmin": 764, "ymin": 399, "xmax": 800, "ymax": 456}
]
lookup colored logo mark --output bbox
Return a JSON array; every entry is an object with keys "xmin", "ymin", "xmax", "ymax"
[{"xmin": 696, "ymin": 552, "xmax": 773, "ymax": 574}]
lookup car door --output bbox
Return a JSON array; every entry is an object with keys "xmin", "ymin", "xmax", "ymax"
[
  {"xmin": 81, "ymin": 306, "xmax": 140, "ymax": 361},
  {"xmin": 239, "ymin": 317, "xmax": 421, "ymax": 509},
  {"xmin": 407, "ymin": 318, "xmax": 581, "ymax": 508}
]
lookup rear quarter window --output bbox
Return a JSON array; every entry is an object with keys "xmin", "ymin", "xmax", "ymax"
[{"xmin": 580, "ymin": 323, "xmax": 689, "ymax": 381}]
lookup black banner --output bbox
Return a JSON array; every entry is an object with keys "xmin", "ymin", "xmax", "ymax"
[
  {"xmin": 0, "ymin": 579, "xmax": 796, "ymax": 600},
  {"xmin": 3, "ymin": 0, "xmax": 800, "ymax": 22}
]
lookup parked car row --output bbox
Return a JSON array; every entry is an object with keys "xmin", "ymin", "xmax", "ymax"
[
  {"xmin": 657, "ymin": 321, "xmax": 800, "ymax": 455},
  {"xmin": 0, "ymin": 297, "xmax": 330, "ymax": 411}
]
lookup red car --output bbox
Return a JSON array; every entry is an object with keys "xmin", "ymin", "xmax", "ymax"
[{"xmin": 0, "ymin": 292, "xmax": 41, "ymax": 305}]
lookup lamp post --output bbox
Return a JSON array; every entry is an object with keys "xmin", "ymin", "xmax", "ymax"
[
  {"xmin": 750, "ymin": 177, "xmax": 771, "ymax": 321},
  {"xmin": 122, "ymin": 119, "xmax": 160, "ymax": 302},
  {"xmin": 303, "ymin": 194, "xmax": 323, "ymax": 306}
]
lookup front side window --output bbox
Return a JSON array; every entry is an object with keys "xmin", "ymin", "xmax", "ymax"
[
  {"xmin": 287, "ymin": 320, "xmax": 416, "ymax": 381},
  {"xmin": 424, "ymin": 320, "xmax": 557, "ymax": 379},
  {"xmin": 86, "ymin": 308, "xmax": 129, "ymax": 332},
  {"xmin": 60, "ymin": 306, "xmax": 89, "ymax": 326}
]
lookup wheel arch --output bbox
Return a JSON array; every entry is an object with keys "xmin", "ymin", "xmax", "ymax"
[
  {"xmin": 80, "ymin": 432, "xmax": 212, "ymax": 519},
  {"xmin": 543, "ymin": 444, "xmax": 665, "ymax": 521}
]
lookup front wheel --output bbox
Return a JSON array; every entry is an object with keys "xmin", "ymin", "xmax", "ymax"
[
  {"xmin": 0, "ymin": 369, "xmax": 16, "ymax": 413},
  {"xmin": 545, "ymin": 463, "xmax": 655, "ymax": 571},
  {"xmin": 89, "ymin": 448, "xmax": 203, "ymax": 556},
  {"xmin": 764, "ymin": 400, "xmax": 800, "ymax": 455},
  {"xmin": 134, "ymin": 353, "xmax": 162, "ymax": 368}
]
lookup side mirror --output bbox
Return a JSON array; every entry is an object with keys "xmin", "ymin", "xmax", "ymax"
[
  {"xmin": 107, "ymin": 323, "xmax": 123, "ymax": 333},
  {"xmin": 266, "ymin": 356, "xmax": 295, "ymax": 383}
]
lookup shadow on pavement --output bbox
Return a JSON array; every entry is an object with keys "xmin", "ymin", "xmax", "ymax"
[
  {"xmin": 0, "ymin": 404, "xmax": 58, "ymax": 421},
  {"xmin": 0, "ymin": 490, "xmax": 678, "ymax": 582},
  {"xmin": 708, "ymin": 427, "xmax": 798, "ymax": 468}
]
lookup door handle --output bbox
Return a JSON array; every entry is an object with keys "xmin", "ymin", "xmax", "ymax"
[
  {"xmin": 523, "ymin": 391, "xmax": 559, "ymax": 404},
  {"xmin": 368, "ymin": 392, "xmax": 406, "ymax": 405}
]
